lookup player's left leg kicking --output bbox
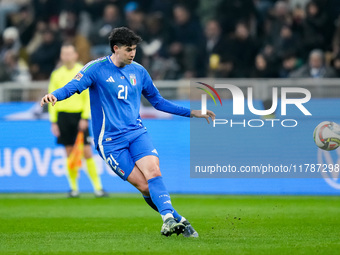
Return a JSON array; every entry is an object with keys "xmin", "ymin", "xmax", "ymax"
[
  {"xmin": 128, "ymin": 156, "xmax": 198, "ymax": 237},
  {"xmin": 99, "ymin": 131, "xmax": 198, "ymax": 237}
]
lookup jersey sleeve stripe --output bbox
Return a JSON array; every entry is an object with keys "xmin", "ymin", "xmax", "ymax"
[{"xmin": 81, "ymin": 57, "xmax": 108, "ymax": 73}]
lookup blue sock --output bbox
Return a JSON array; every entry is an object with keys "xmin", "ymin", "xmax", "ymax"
[
  {"xmin": 147, "ymin": 176, "xmax": 174, "ymax": 216},
  {"xmin": 172, "ymin": 210, "xmax": 182, "ymax": 222},
  {"xmin": 143, "ymin": 195, "xmax": 158, "ymax": 212},
  {"xmin": 143, "ymin": 195, "xmax": 183, "ymax": 222}
]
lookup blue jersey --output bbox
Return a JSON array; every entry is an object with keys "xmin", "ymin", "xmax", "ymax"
[{"xmin": 52, "ymin": 56, "xmax": 191, "ymax": 149}]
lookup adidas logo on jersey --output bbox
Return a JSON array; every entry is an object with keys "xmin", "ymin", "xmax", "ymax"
[
  {"xmin": 106, "ymin": 76, "xmax": 115, "ymax": 82},
  {"xmin": 152, "ymin": 149, "xmax": 158, "ymax": 155}
]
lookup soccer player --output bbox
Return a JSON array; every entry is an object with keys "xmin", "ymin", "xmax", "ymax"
[
  {"xmin": 41, "ymin": 27, "xmax": 215, "ymax": 237},
  {"xmin": 48, "ymin": 43, "xmax": 107, "ymax": 198}
]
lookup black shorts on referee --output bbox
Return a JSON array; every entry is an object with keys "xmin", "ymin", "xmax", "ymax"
[{"xmin": 56, "ymin": 112, "xmax": 91, "ymax": 146}]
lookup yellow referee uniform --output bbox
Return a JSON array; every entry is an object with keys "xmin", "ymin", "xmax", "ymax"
[
  {"xmin": 48, "ymin": 63, "xmax": 90, "ymax": 122},
  {"xmin": 48, "ymin": 63, "xmax": 104, "ymax": 195}
]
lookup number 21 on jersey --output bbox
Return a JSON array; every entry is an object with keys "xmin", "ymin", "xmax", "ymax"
[{"xmin": 118, "ymin": 85, "xmax": 128, "ymax": 99}]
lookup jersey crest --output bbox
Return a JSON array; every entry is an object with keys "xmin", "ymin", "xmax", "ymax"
[{"xmin": 129, "ymin": 74, "xmax": 137, "ymax": 85}]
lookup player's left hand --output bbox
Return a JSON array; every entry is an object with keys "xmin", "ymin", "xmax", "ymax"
[
  {"xmin": 190, "ymin": 110, "xmax": 216, "ymax": 124},
  {"xmin": 78, "ymin": 119, "xmax": 88, "ymax": 131}
]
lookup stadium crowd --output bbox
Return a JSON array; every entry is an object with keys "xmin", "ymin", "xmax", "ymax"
[{"xmin": 1, "ymin": 0, "xmax": 340, "ymax": 82}]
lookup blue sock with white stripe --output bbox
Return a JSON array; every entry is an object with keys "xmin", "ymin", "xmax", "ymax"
[
  {"xmin": 143, "ymin": 195, "xmax": 183, "ymax": 222},
  {"xmin": 147, "ymin": 176, "xmax": 175, "ymax": 218}
]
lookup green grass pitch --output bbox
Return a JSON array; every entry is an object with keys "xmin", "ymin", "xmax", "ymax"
[{"xmin": 0, "ymin": 194, "xmax": 339, "ymax": 255}]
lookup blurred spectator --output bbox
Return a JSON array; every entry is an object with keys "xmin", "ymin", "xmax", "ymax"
[
  {"xmin": 314, "ymin": 0, "xmax": 340, "ymax": 25},
  {"xmin": 290, "ymin": 0, "xmax": 310, "ymax": 9},
  {"xmin": 197, "ymin": 0, "xmax": 222, "ymax": 25},
  {"xmin": 168, "ymin": 4, "xmax": 204, "ymax": 78},
  {"xmin": 225, "ymin": 22, "xmax": 259, "ymax": 77},
  {"xmin": 264, "ymin": 1, "xmax": 292, "ymax": 44},
  {"xmin": 279, "ymin": 52, "xmax": 303, "ymax": 77},
  {"xmin": 125, "ymin": 3, "xmax": 145, "ymax": 35},
  {"xmin": 48, "ymin": 16, "xmax": 61, "ymax": 40},
  {"xmin": 25, "ymin": 20, "xmax": 47, "ymax": 56},
  {"xmin": 11, "ymin": 5, "xmax": 36, "ymax": 47},
  {"xmin": 255, "ymin": 0, "xmax": 276, "ymax": 19},
  {"xmin": 332, "ymin": 16, "xmax": 340, "ymax": 57},
  {"xmin": 331, "ymin": 52, "xmax": 340, "ymax": 77},
  {"xmin": 124, "ymin": 3, "xmax": 146, "ymax": 63},
  {"xmin": 140, "ymin": 13, "xmax": 175, "ymax": 79},
  {"xmin": 260, "ymin": 43, "xmax": 278, "ymax": 64},
  {"xmin": 89, "ymin": 4, "xmax": 123, "ymax": 58},
  {"xmin": 141, "ymin": 13, "xmax": 168, "ymax": 56},
  {"xmin": 0, "ymin": 0, "xmax": 29, "ymax": 34},
  {"xmin": 290, "ymin": 49, "xmax": 336, "ymax": 78},
  {"xmin": 291, "ymin": 3, "xmax": 305, "ymax": 36},
  {"xmin": 60, "ymin": 0, "xmax": 86, "ymax": 17},
  {"xmin": 57, "ymin": 1, "xmax": 91, "ymax": 64},
  {"xmin": 59, "ymin": 11, "xmax": 78, "ymax": 38},
  {"xmin": 251, "ymin": 53, "xmax": 278, "ymax": 78},
  {"xmin": 85, "ymin": 0, "xmax": 120, "ymax": 22},
  {"xmin": 201, "ymin": 19, "xmax": 227, "ymax": 77},
  {"xmin": 32, "ymin": 0, "xmax": 61, "ymax": 23},
  {"xmin": 30, "ymin": 29, "xmax": 61, "ymax": 80},
  {"xmin": 148, "ymin": 0, "xmax": 174, "ymax": 20},
  {"xmin": 0, "ymin": 27, "xmax": 21, "ymax": 61},
  {"xmin": 0, "ymin": 50, "xmax": 31, "ymax": 82},
  {"xmin": 204, "ymin": 20, "xmax": 224, "ymax": 58},
  {"xmin": 216, "ymin": 0, "xmax": 257, "ymax": 36},
  {"xmin": 254, "ymin": 0, "xmax": 276, "ymax": 36},
  {"xmin": 273, "ymin": 24, "xmax": 301, "ymax": 59},
  {"xmin": 70, "ymin": 34, "xmax": 92, "ymax": 65},
  {"xmin": 302, "ymin": 1, "xmax": 329, "ymax": 58}
]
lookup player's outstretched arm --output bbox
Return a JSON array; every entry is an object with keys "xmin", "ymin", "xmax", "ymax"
[
  {"xmin": 40, "ymin": 93, "xmax": 58, "ymax": 107},
  {"xmin": 190, "ymin": 110, "xmax": 216, "ymax": 124},
  {"xmin": 142, "ymin": 69, "xmax": 216, "ymax": 122}
]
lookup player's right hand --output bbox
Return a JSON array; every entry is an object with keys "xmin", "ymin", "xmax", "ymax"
[{"xmin": 40, "ymin": 93, "xmax": 57, "ymax": 107}]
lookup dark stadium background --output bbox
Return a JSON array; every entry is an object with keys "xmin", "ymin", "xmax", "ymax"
[{"xmin": 0, "ymin": 1, "xmax": 340, "ymax": 254}]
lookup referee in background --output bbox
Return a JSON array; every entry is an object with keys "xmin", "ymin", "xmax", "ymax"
[{"xmin": 48, "ymin": 43, "xmax": 108, "ymax": 198}]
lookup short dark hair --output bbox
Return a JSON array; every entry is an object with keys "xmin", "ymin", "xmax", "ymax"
[{"xmin": 108, "ymin": 27, "xmax": 142, "ymax": 53}]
